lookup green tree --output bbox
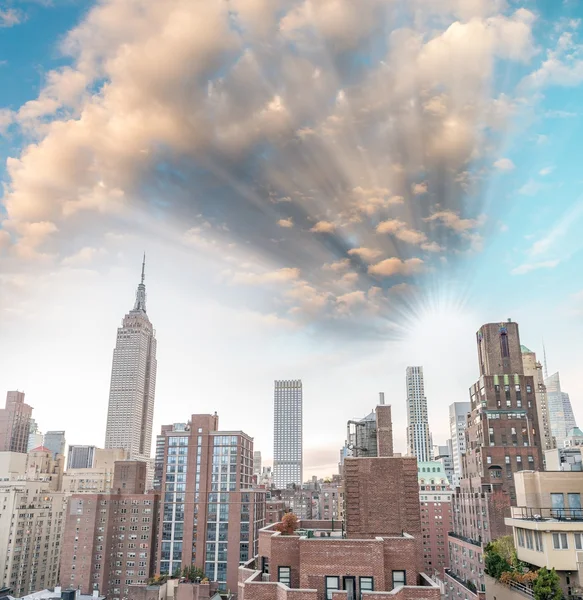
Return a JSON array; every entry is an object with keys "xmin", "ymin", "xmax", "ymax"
[
  {"xmin": 484, "ymin": 549, "xmax": 512, "ymax": 580},
  {"xmin": 533, "ymin": 568, "xmax": 563, "ymax": 600}
]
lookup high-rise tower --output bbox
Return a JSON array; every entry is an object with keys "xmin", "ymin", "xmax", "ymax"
[
  {"xmin": 104, "ymin": 257, "xmax": 157, "ymax": 464},
  {"xmin": 406, "ymin": 366, "xmax": 432, "ymax": 461},
  {"xmin": 445, "ymin": 321, "xmax": 544, "ymax": 600},
  {"xmin": 545, "ymin": 372, "xmax": 577, "ymax": 448},
  {"xmin": 273, "ymin": 379, "xmax": 303, "ymax": 488},
  {"xmin": 0, "ymin": 391, "xmax": 33, "ymax": 453}
]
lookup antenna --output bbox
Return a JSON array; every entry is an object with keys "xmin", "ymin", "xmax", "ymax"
[
  {"xmin": 542, "ymin": 339, "xmax": 549, "ymax": 379},
  {"xmin": 141, "ymin": 253, "xmax": 146, "ymax": 285}
]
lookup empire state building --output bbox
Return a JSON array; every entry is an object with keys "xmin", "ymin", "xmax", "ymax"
[{"xmin": 104, "ymin": 257, "xmax": 157, "ymax": 464}]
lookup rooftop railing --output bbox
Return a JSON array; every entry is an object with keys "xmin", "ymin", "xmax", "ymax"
[{"xmin": 510, "ymin": 507, "xmax": 583, "ymax": 521}]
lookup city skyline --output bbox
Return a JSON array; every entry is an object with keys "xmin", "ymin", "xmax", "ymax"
[{"xmin": 2, "ymin": 1, "xmax": 583, "ymax": 479}]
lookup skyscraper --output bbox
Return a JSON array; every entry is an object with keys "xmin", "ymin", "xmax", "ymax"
[
  {"xmin": 406, "ymin": 366, "xmax": 432, "ymax": 461},
  {"xmin": 0, "ymin": 391, "xmax": 33, "ymax": 454},
  {"xmin": 521, "ymin": 346, "xmax": 553, "ymax": 450},
  {"xmin": 104, "ymin": 257, "xmax": 157, "ymax": 464},
  {"xmin": 67, "ymin": 445, "xmax": 97, "ymax": 469},
  {"xmin": 44, "ymin": 430, "xmax": 66, "ymax": 459},
  {"xmin": 448, "ymin": 402, "xmax": 470, "ymax": 487},
  {"xmin": 545, "ymin": 372, "xmax": 578, "ymax": 448},
  {"xmin": 273, "ymin": 379, "xmax": 303, "ymax": 488},
  {"xmin": 445, "ymin": 321, "xmax": 544, "ymax": 600}
]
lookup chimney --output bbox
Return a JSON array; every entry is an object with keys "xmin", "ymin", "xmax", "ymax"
[{"xmin": 379, "ymin": 392, "xmax": 385, "ymax": 405}]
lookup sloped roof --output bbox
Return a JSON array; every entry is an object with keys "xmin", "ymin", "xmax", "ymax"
[{"xmin": 30, "ymin": 446, "xmax": 52, "ymax": 453}]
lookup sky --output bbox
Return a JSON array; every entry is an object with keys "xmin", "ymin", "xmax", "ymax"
[{"xmin": 1, "ymin": 0, "xmax": 583, "ymax": 478}]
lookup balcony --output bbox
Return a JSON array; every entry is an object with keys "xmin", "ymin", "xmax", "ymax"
[
  {"xmin": 444, "ymin": 569, "xmax": 479, "ymax": 597},
  {"xmin": 509, "ymin": 507, "xmax": 583, "ymax": 522}
]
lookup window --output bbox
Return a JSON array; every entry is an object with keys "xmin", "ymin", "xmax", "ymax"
[
  {"xmin": 326, "ymin": 577, "xmax": 340, "ymax": 600},
  {"xmin": 575, "ymin": 533, "xmax": 582, "ymax": 551},
  {"xmin": 535, "ymin": 531, "xmax": 544, "ymax": 552},
  {"xmin": 525, "ymin": 530, "xmax": 534, "ymax": 550},
  {"xmin": 568, "ymin": 493, "xmax": 582, "ymax": 518},
  {"xmin": 517, "ymin": 528, "xmax": 525, "ymax": 547},
  {"xmin": 392, "ymin": 571, "xmax": 406, "ymax": 589},
  {"xmin": 552, "ymin": 533, "xmax": 568, "ymax": 550},
  {"xmin": 278, "ymin": 567, "xmax": 291, "ymax": 587},
  {"xmin": 360, "ymin": 577, "xmax": 373, "ymax": 598}
]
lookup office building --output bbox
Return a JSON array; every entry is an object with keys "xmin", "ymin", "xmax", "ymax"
[
  {"xmin": 406, "ymin": 367, "xmax": 432, "ymax": 461},
  {"xmin": 521, "ymin": 346, "xmax": 553, "ymax": 451},
  {"xmin": 418, "ymin": 461, "xmax": 453, "ymax": 578},
  {"xmin": 238, "ymin": 403, "xmax": 441, "ymax": 600},
  {"xmin": 0, "ymin": 391, "xmax": 33, "ymax": 454},
  {"xmin": 253, "ymin": 451, "xmax": 262, "ymax": 477},
  {"xmin": 27, "ymin": 419, "xmax": 43, "ymax": 452},
  {"xmin": 60, "ymin": 461, "xmax": 160, "ymax": 600},
  {"xmin": 445, "ymin": 321, "xmax": 544, "ymax": 600},
  {"xmin": 155, "ymin": 415, "xmax": 266, "ymax": 593},
  {"xmin": 104, "ymin": 258, "xmax": 157, "ymax": 464},
  {"xmin": 449, "ymin": 402, "xmax": 470, "ymax": 487},
  {"xmin": 68, "ymin": 445, "xmax": 97, "ymax": 469},
  {"xmin": 341, "ymin": 393, "xmax": 393, "ymax": 466},
  {"xmin": 545, "ymin": 372, "xmax": 578, "ymax": 449},
  {"xmin": 273, "ymin": 380, "xmax": 302, "ymax": 488},
  {"xmin": 503, "ymin": 470, "xmax": 583, "ymax": 597},
  {"xmin": 44, "ymin": 430, "xmax": 66, "ymax": 459},
  {"xmin": 433, "ymin": 443, "xmax": 455, "ymax": 485}
]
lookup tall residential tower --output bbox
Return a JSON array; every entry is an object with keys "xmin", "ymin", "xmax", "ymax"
[
  {"xmin": 104, "ymin": 258, "xmax": 157, "ymax": 464},
  {"xmin": 0, "ymin": 391, "xmax": 33, "ymax": 454},
  {"xmin": 545, "ymin": 372, "xmax": 577, "ymax": 448},
  {"xmin": 406, "ymin": 366, "xmax": 432, "ymax": 461},
  {"xmin": 273, "ymin": 380, "xmax": 303, "ymax": 488}
]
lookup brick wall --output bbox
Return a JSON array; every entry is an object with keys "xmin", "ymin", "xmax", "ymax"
[
  {"xmin": 344, "ymin": 457, "xmax": 421, "ymax": 539},
  {"xmin": 375, "ymin": 406, "xmax": 394, "ymax": 458}
]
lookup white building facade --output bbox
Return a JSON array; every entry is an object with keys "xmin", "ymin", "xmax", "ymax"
[
  {"xmin": 448, "ymin": 402, "xmax": 470, "ymax": 487},
  {"xmin": 273, "ymin": 379, "xmax": 303, "ymax": 488},
  {"xmin": 104, "ymin": 258, "xmax": 157, "ymax": 465},
  {"xmin": 406, "ymin": 366, "xmax": 432, "ymax": 462}
]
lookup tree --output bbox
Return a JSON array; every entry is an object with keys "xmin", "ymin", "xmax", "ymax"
[
  {"xmin": 181, "ymin": 565, "xmax": 206, "ymax": 582},
  {"xmin": 533, "ymin": 568, "xmax": 563, "ymax": 600},
  {"xmin": 274, "ymin": 512, "xmax": 299, "ymax": 535},
  {"xmin": 485, "ymin": 549, "xmax": 512, "ymax": 580}
]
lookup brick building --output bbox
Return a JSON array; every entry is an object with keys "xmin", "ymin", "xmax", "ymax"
[
  {"xmin": 238, "ymin": 403, "xmax": 440, "ymax": 600},
  {"xmin": 265, "ymin": 499, "xmax": 286, "ymax": 525},
  {"xmin": 155, "ymin": 415, "xmax": 266, "ymax": 594},
  {"xmin": 59, "ymin": 461, "xmax": 160, "ymax": 600},
  {"xmin": 445, "ymin": 321, "xmax": 544, "ymax": 600},
  {"xmin": 417, "ymin": 461, "xmax": 453, "ymax": 578},
  {"xmin": 0, "ymin": 391, "xmax": 33, "ymax": 454}
]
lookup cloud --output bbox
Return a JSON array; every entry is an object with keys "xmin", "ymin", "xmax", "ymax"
[
  {"xmin": 368, "ymin": 257, "xmax": 425, "ymax": 277},
  {"xmin": 539, "ymin": 166, "xmax": 554, "ymax": 176},
  {"xmin": 61, "ymin": 246, "xmax": 106, "ymax": 266},
  {"xmin": 232, "ymin": 267, "xmax": 300, "ymax": 285},
  {"xmin": 0, "ymin": 109, "xmax": 13, "ymax": 135},
  {"xmin": 347, "ymin": 247, "xmax": 382, "ymax": 262},
  {"xmin": 412, "ymin": 182, "xmax": 428, "ymax": 195},
  {"xmin": 277, "ymin": 217, "xmax": 294, "ymax": 228},
  {"xmin": 518, "ymin": 180, "xmax": 542, "ymax": 196},
  {"xmin": 511, "ymin": 260, "xmax": 559, "ymax": 275},
  {"xmin": 523, "ymin": 32, "xmax": 583, "ymax": 88},
  {"xmin": 424, "ymin": 210, "xmax": 483, "ymax": 232},
  {"xmin": 494, "ymin": 157, "xmax": 515, "ymax": 171},
  {"xmin": 0, "ymin": 8, "xmax": 24, "ymax": 27},
  {"xmin": 0, "ymin": 0, "xmax": 543, "ymax": 332},
  {"xmin": 310, "ymin": 221, "xmax": 336, "ymax": 233}
]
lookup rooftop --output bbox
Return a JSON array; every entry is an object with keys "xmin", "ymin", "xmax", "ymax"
[{"xmin": 509, "ymin": 506, "xmax": 583, "ymax": 522}]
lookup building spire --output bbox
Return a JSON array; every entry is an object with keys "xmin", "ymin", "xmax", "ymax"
[
  {"xmin": 542, "ymin": 339, "xmax": 549, "ymax": 379},
  {"xmin": 133, "ymin": 254, "xmax": 147, "ymax": 313}
]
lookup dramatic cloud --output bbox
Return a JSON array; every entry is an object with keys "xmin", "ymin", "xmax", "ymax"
[{"xmin": 0, "ymin": 0, "xmax": 545, "ymax": 335}]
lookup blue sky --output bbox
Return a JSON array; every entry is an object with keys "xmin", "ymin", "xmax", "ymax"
[{"xmin": 1, "ymin": 0, "xmax": 583, "ymax": 476}]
